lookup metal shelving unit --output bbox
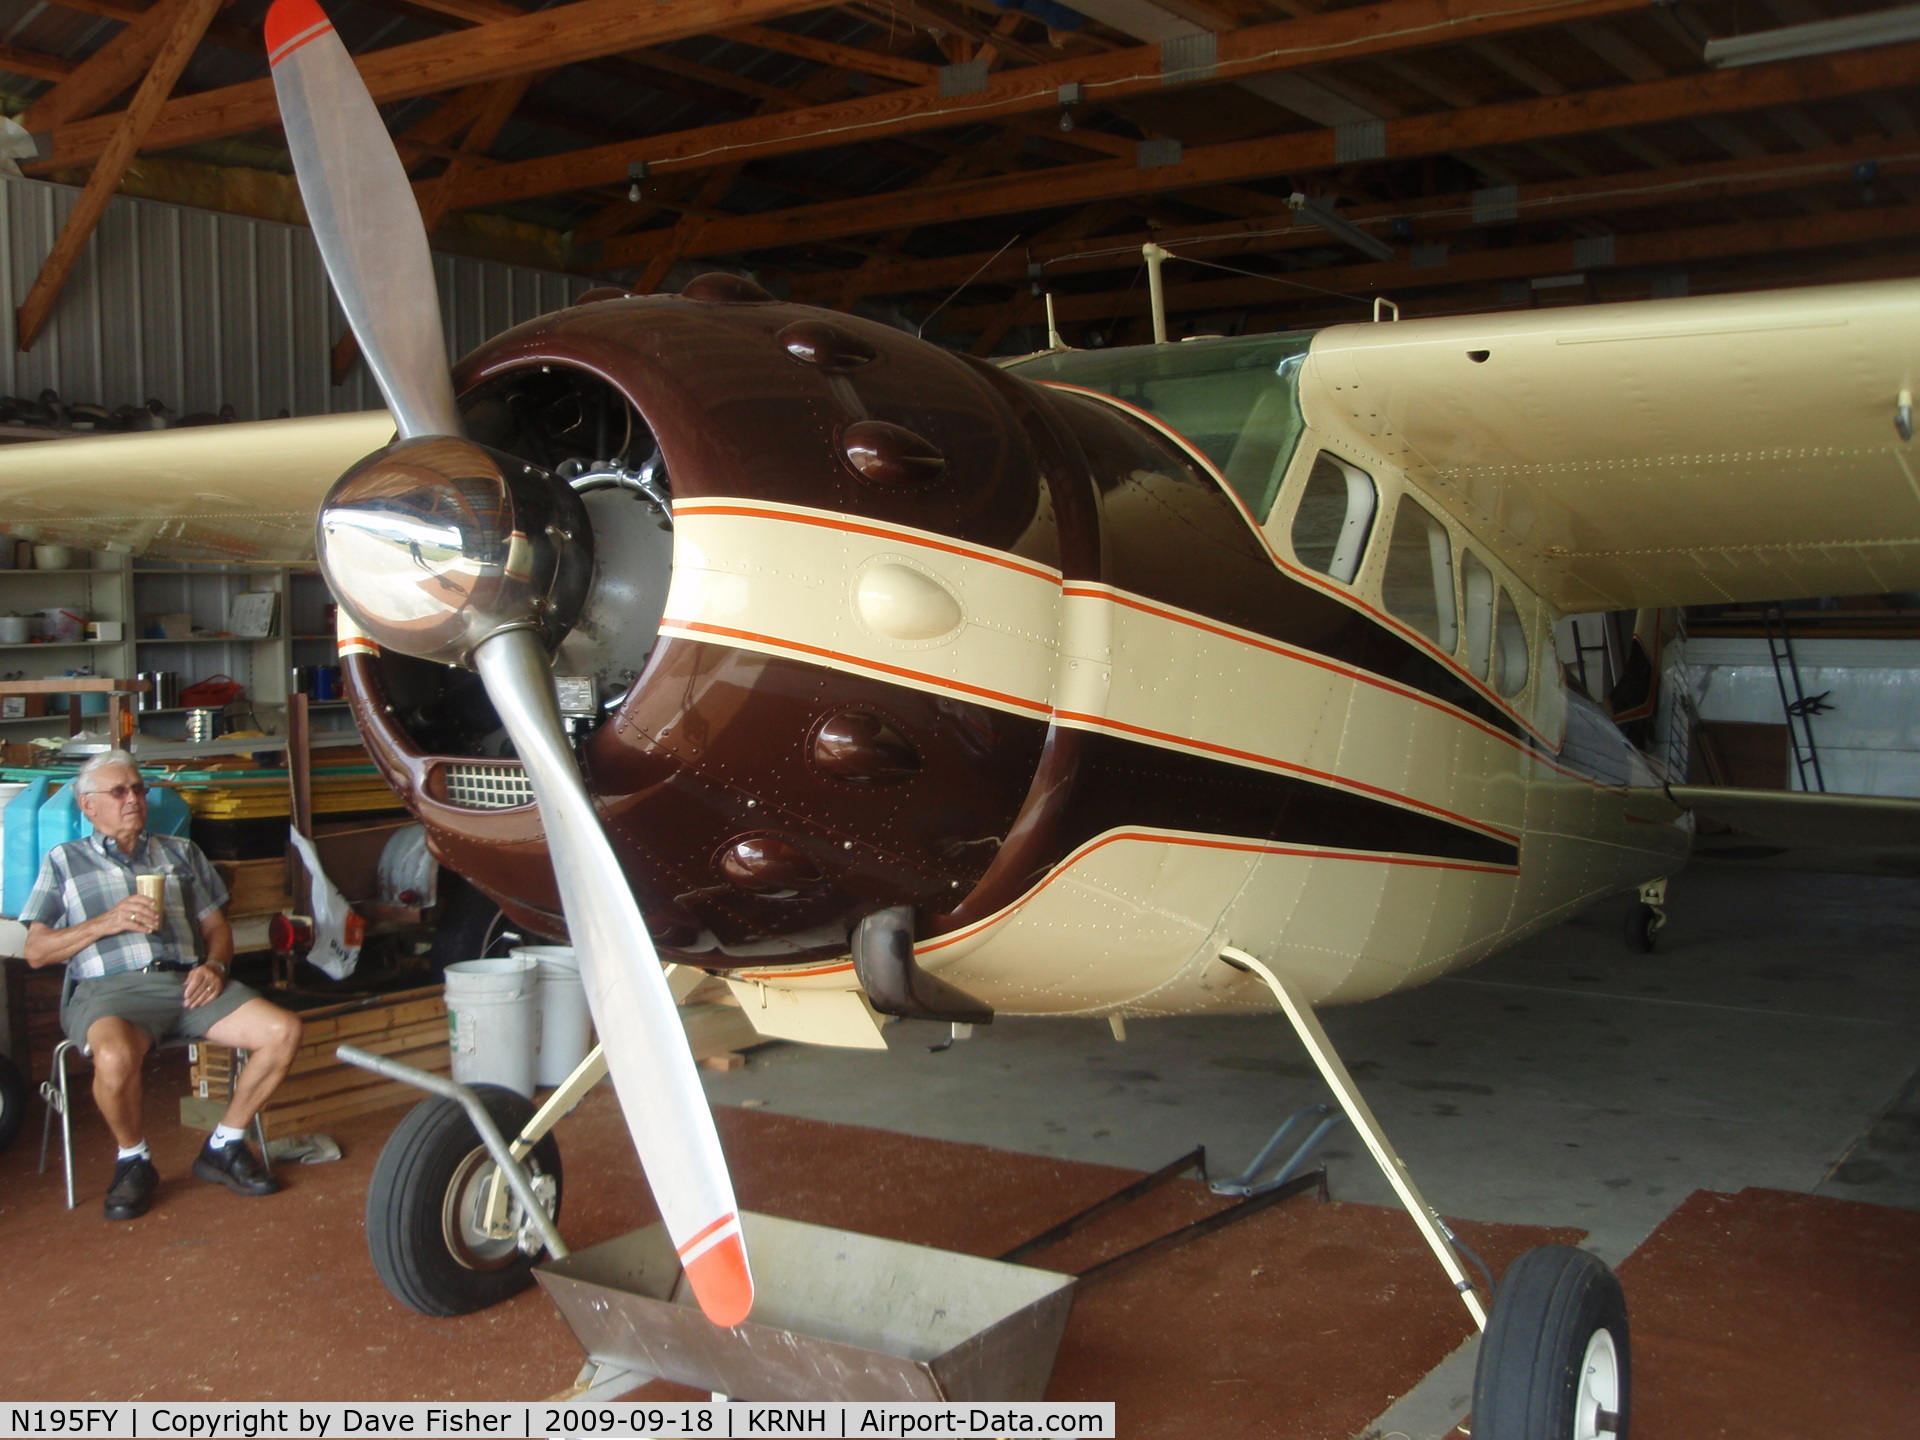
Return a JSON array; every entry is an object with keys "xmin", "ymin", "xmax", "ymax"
[{"xmin": 0, "ymin": 552, "xmax": 134, "ymax": 741}]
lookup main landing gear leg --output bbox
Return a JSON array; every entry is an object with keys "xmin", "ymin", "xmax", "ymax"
[
  {"xmin": 1626, "ymin": 879, "xmax": 1668, "ymax": 954},
  {"xmin": 1218, "ymin": 946, "xmax": 1486, "ymax": 1327},
  {"xmin": 1220, "ymin": 946, "xmax": 1632, "ymax": 1440}
]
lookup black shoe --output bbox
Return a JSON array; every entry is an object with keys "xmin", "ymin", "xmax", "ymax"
[
  {"xmin": 191, "ymin": 1137, "xmax": 280, "ymax": 1197},
  {"xmin": 104, "ymin": 1155, "xmax": 158, "ymax": 1220}
]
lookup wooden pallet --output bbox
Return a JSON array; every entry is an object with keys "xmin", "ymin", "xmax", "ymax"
[
  {"xmin": 212, "ymin": 858, "xmax": 293, "ymax": 918},
  {"xmin": 184, "ymin": 985, "xmax": 449, "ymax": 1138},
  {"xmin": 184, "ymin": 986, "xmax": 767, "ymax": 1139}
]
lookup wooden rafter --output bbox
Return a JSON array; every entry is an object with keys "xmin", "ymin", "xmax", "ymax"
[
  {"xmin": 596, "ymin": 41, "xmax": 1920, "ymax": 266},
  {"xmin": 22, "ymin": 0, "xmax": 212, "ymax": 132},
  {"xmin": 446, "ymin": 0, "xmax": 1654, "ymax": 211},
  {"xmin": 0, "ymin": 44, "xmax": 76, "ymax": 83},
  {"xmin": 626, "ymin": 62, "xmax": 855, "ymax": 293},
  {"xmin": 34, "ymin": 0, "xmax": 831, "ymax": 170},
  {"xmin": 1238, "ymin": 241, "xmax": 1920, "ymax": 333},
  {"xmin": 718, "ymin": 23, "xmax": 938, "ymax": 84},
  {"xmin": 938, "ymin": 199, "xmax": 1920, "ymax": 333},
  {"xmin": 35, "ymin": 0, "xmax": 259, "ymax": 55},
  {"xmin": 16, "ymin": 0, "xmax": 220, "ymax": 353},
  {"xmin": 787, "ymin": 134, "xmax": 1920, "ymax": 303}
]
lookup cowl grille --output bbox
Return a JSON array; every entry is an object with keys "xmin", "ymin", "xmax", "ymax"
[{"xmin": 441, "ymin": 763, "xmax": 534, "ymax": 809}]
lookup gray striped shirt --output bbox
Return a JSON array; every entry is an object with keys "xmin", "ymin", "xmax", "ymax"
[{"xmin": 19, "ymin": 831, "xmax": 229, "ymax": 979}]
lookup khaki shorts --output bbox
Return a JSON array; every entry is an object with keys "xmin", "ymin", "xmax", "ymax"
[{"xmin": 63, "ymin": 969, "xmax": 262, "ymax": 1047}]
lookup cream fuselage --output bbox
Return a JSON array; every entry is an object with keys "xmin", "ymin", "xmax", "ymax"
[
  {"xmin": 346, "ymin": 299, "xmax": 1692, "ymax": 1022},
  {"xmin": 689, "ymin": 363, "xmax": 1687, "ymax": 1017}
]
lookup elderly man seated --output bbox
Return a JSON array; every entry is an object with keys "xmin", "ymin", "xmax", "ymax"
[{"xmin": 22, "ymin": 750, "xmax": 302, "ymax": 1220}]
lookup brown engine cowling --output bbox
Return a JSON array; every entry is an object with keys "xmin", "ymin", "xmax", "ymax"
[{"xmin": 345, "ymin": 276, "xmax": 1102, "ymax": 967}]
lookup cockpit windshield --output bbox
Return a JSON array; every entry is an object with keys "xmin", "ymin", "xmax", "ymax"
[{"xmin": 1007, "ymin": 332, "xmax": 1315, "ymax": 520}]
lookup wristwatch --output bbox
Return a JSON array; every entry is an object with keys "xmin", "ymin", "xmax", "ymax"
[{"xmin": 202, "ymin": 960, "xmax": 228, "ymax": 978}]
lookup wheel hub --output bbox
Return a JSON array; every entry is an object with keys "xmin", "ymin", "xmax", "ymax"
[
  {"xmin": 1575, "ymin": 1326, "xmax": 1622, "ymax": 1440},
  {"xmin": 442, "ymin": 1146, "xmax": 557, "ymax": 1271}
]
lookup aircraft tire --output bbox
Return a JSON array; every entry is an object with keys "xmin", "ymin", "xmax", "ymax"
[
  {"xmin": 0, "ymin": 1049, "xmax": 25, "ymax": 1154},
  {"xmin": 366, "ymin": 1084, "xmax": 563, "ymax": 1316},
  {"xmin": 1623, "ymin": 903, "xmax": 1659, "ymax": 954},
  {"xmin": 1471, "ymin": 1244, "xmax": 1629, "ymax": 1440}
]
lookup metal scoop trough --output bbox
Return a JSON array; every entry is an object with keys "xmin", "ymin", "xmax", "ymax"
[{"xmin": 537, "ymin": 1212, "xmax": 1076, "ymax": 1402}]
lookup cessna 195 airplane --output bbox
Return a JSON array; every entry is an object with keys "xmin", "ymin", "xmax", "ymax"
[{"xmin": 6, "ymin": 0, "xmax": 1920, "ymax": 1431}]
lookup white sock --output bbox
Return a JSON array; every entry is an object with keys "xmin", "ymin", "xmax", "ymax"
[
  {"xmin": 116, "ymin": 1141, "xmax": 150, "ymax": 1162},
  {"xmin": 209, "ymin": 1123, "xmax": 246, "ymax": 1149}
]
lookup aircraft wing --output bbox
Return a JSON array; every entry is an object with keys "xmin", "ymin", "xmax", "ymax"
[
  {"xmin": 1304, "ymin": 279, "xmax": 1920, "ymax": 614},
  {"xmin": 1637, "ymin": 784, "xmax": 1920, "ymax": 876},
  {"xmin": 0, "ymin": 411, "xmax": 393, "ymax": 562}
]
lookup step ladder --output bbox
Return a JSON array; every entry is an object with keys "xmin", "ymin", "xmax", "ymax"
[{"xmin": 1762, "ymin": 605, "xmax": 1831, "ymax": 793}]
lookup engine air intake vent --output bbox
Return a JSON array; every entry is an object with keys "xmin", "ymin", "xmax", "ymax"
[{"xmin": 442, "ymin": 763, "xmax": 534, "ymax": 809}]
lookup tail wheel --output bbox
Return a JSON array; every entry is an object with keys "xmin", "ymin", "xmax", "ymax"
[
  {"xmin": 366, "ymin": 1083, "xmax": 562, "ymax": 1316},
  {"xmin": 0, "ymin": 1050, "xmax": 24, "ymax": 1154},
  {"xmin": 1472, "ymin": 1244, "xmax": 1629, "ymax": 1440}
]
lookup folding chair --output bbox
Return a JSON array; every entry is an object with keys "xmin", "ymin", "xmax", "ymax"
[{"xmin": 38, "ymin": 968, "xmax": 267, "ymax": 1210}]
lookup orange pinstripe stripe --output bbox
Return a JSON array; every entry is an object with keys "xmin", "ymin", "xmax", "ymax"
[
  {"xmin": 667, "ymin": 618, "xmax": 1513, "ymax": 841},
  {"xmin": 675, "ymin": 501, "xmax": 1062, "ymax": 584},
  {"xmin": 918, "ymin": 828, "xmax": 1521, "ymax": 954},
  {"xmin": 1039, "ymin": 383, "xmax": 1559, "ymax": 750},
  {"xmin": 1051, "ymin": 708, "xmax": 1518, "ymax": 845},
  {"xmin": 1066, "ymin": 583, "xmax": 1526, "ymax": 756},
  {"xmin": 676, "ymin": 1211, "xmax": 737, "ymax": 1255},
  {"xmin": 663, "ymin": 620, "xmax": 1053, "ymax": 716}
]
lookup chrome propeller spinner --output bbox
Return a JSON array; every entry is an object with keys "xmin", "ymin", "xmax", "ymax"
[{"xmin": 317, "ymin": 436, "xmax": 593, "ymax": 668}]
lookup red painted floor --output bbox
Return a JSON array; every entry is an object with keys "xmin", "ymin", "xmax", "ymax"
[
  {"xmin": 1618, "ymin": 1186, "xmax": 1920, "ymax": 1440},
  {"xmin": 1, "ymin": 1059, "xmax": 1561, "ymax": 1437},
  {"xmin": 5, "ymin": 1057, "xmax": 1912, "ymax": 1438}
]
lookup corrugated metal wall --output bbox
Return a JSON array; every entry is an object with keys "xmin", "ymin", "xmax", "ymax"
[{"xmin": 0, "ymin": 174, "xmax": 584, "ymax": 419}]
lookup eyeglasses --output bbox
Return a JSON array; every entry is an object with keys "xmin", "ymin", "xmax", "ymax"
[{"xmin": 87, "ymin": 783, "xmax": 148, "ymax": 801}]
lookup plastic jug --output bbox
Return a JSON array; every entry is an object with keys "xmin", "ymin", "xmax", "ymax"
[
  {"xmin": 147, "ymin": 783, "xmax": 190, "ymax": 839},
  {"xmin": 38, "ymin": 782, "xmax": 84, "ymax": 858},
  {"xmin": 2, "ymin": 776, "xmax": 48, "ymax": 916}
]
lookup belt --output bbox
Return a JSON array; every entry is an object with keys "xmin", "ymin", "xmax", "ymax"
[{"xmin": 144, "ymin": 960, "xmax": 195, "ymax": 973}]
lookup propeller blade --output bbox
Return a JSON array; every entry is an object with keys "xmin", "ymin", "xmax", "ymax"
[
  {"xmin": 475, "ymin": 628, "xmax": 753, "ymax": 1326},
  {"xmin": 275, "ymin": 0, "xmax": 754, "ymax": 1326},
  {"xmin": 266, "ymin": 0, "xmax": 459, "ymax": 440}
]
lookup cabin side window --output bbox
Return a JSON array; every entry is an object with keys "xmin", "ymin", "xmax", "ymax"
[
  {"xmin": 1494, "ymin": 587, "xmax": 1531, "ymax": 697},
  {"xmin": 1219, "ymin": 353, "xmax": 1309, "ymax": 521},
  {"xmin": 1460, "ymin": 549, "xmax": 1496, "ymax": 678},
  {"xmin": 1382, "ymin": 495, "xmax": 1458, "ymax": 650},
  {"xmin": 1288, "ymin": 452, "xmax": 1377, "ymax": 584}
]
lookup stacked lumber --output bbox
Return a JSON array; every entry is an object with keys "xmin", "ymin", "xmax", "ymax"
[
  {"xmin": 185, "ymin": 985, "xmax": 448, "ymax": 1140},
  {"xmin": 212, "ymin": 858, "xmax": 293, "ymax": 917},
  {"xmin": 181, "ymin": 774, "xmax": 402, "ymax": 821},
  {"xmin": 166, "ymin": 745, "xmax": 404, "ymax": 822}
]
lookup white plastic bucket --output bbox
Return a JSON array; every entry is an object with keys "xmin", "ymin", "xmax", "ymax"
[
  {"xmin": 513, "ymin": 945, "xmax": 593, "ymax": 1087},
  {"xmin": 443, "ymin": 956, "xmax": 539, "ymax": 1097}
]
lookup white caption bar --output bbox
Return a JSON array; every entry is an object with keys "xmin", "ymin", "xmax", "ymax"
[{"xmin": 2, "ymin": 1403, "xmax": 1116, "ymax": 1439}]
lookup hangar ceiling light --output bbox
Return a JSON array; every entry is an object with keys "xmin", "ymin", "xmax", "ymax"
[{"xmin": 1704, "ymin": 3, "xmax": 1920, "ymax": 68}]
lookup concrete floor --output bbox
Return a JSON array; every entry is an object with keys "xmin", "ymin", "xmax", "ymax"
[{"xmin": 696, "ymin": 862, "xmax": 1920, "ymax": 1436}]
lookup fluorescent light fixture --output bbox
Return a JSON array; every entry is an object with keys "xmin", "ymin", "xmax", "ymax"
[
  {"xmin": 1704, "ymin": 3, "xmax": 1920, "ymax": 67},
  {"xmin": 1287, "ymin": 193, "xmax": 1396, "ymax": 262}
]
